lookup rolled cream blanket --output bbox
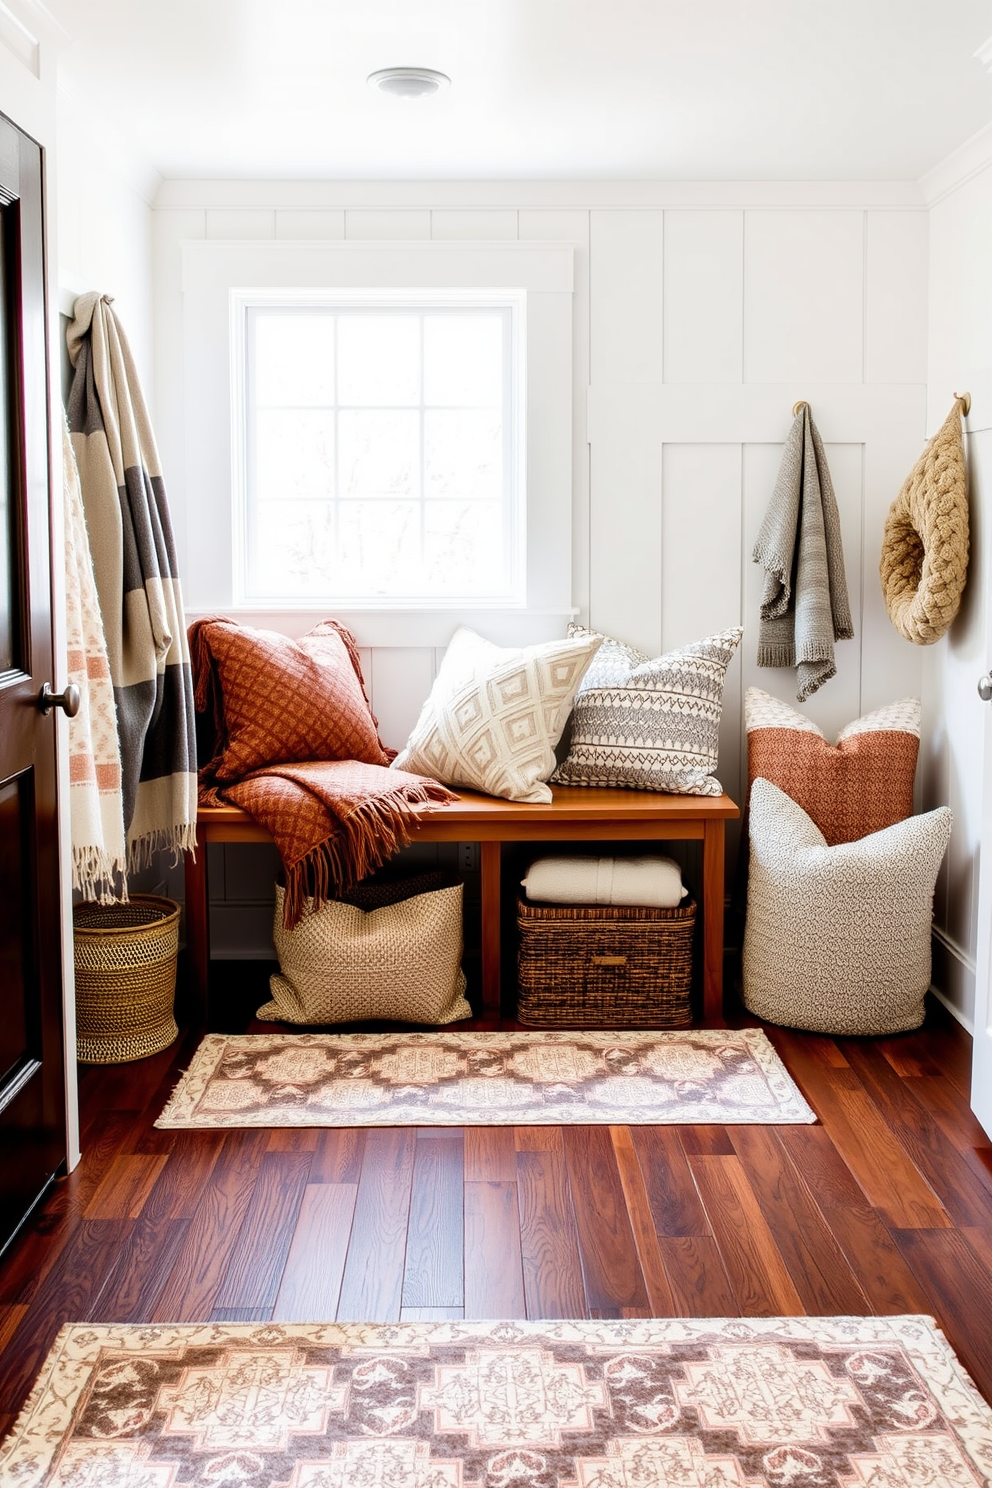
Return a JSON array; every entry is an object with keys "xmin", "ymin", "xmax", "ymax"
[{"xmin": 521, "ymin": 854, "xmax": 687, "ymax": 908}]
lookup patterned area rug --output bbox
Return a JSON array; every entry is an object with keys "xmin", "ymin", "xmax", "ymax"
[
  {"xmin": 154, "ymin": 1029, "xmax": 815, "ymax": 1128},
  {"xmin": 5, "ymin": 1317, "xmax": 991, "ymax": 1487}
]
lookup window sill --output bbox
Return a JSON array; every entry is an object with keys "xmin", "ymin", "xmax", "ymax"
[{"xmin": 184, "ymin": 606, "xmax": 580, "ymax": 649}]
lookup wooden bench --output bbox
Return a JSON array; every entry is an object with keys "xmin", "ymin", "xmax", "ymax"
[{"xmin": 185, "ymin": 785, "xmax": 739, "ymax": 1027}]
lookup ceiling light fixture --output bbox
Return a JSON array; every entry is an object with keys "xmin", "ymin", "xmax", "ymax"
[{"xmin": 367, "ymin": 66, "xmax": 450, "ymax": 99}]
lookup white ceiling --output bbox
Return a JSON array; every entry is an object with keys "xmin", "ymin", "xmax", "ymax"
[{"xmin": 46, "ymin": 0, "xmax": 992, "ymax": 184}]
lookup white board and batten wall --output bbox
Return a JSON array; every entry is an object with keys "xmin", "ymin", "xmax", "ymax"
[{"xmin": 153, "ymin": 182, "xmax": 933, "ymax": 967}]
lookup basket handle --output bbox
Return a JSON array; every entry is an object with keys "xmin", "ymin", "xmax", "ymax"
[{"xmin": 590, "ymin": 955, "xmax": 627, "ymax": 967}]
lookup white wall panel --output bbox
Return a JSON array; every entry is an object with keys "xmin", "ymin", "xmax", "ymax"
[
  {"xmin": 589, "ymin": 390, "xmax": 662, "ymax": 656},
  {"xmin": 276, "ymin": 209, "xmax": 345, "ymax": 239},
  {"xmin": 345, "ymin": 209, "xmax": 431, "ymax": 239},
  {"xmin": 661, "ymin": 444, "xmax": 742, "ymax": 651},
  {"xmin": 206, "ymin": 208, "xmax": 275, "ymax": 239},
  {"xmin": 866, "ymin": 211, "xmax": 929, "ymax": 385},
  {"xmin": 520, "ymin": 209, "xmax": 591, "ymax": 618},
  {"xmin": 431, "ymin": 210, "xmax": 517, "ymax": 239},
  {"xmin": 589, "ymin": 210, "xmax": 663, "ymax": 384},
  {"xmin": 663, "ymin": 211, "xmax": 743, "ymax": 384},
  {"xmin": 744, "ymin": 211, "xmax": 864, "ymax": 385},
  {"xmin": 368, "ymin": 648, "xmax": 435, "ymax": 752}
]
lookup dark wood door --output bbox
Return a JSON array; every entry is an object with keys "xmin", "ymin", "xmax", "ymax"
[{"xmin": 0, "ymin": 111, "xmax": 65, "ymax": 1256}]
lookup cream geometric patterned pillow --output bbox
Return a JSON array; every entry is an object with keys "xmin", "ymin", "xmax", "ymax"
[
  {"xmin": 552, "ymin": 623, "xmax": 743, "ymax": 796},
  {"xmin": 743, "ymin": 778, "xmax": 952, "ymax": 1036},
  {"xmin": 392, "ymin": 626, "xmax": 602, "ymax": 804}
]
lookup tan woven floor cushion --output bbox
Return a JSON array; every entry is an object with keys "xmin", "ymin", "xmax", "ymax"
[
  {"xmin": 260, "ymin": 881, "xmax": 471, "ymax": 1026},
  {"xmin": 743, "ymin": 779, "xmax": 952, "ymax": 1036}
]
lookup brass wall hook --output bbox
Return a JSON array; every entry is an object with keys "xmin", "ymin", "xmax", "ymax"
[
  {"xmin": 955, "ymin": 390, "xmax": 972, "ymax": 417},
  {"xmin": 792, "ymin": 399, "xmax": 809, "ymax": 416}
]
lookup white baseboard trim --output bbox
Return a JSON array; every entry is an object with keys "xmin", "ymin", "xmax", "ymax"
[{"xmin": 930, "ymin": 926, "xmax": 976, "ymax": 1034}]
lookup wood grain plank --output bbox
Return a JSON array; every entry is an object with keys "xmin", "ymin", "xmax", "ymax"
[
  {"xmin": 689, "ymin": 1155, "xmax": 805, "ymax": 1316},
  {"xmin": 777, "ymin": 1126, "xmax": 932, "ymax": 1314},
  {"xmin": 211, "ymin": 1306, "xmax": 272, "ymax": 1322},
  {"xmin": 310, "ymin": 1129, "xmax": 365, "ymax": 1184},
  {"xmin": 266, "ymin": 1128, "xmax": 319, "ymax": 1152},
  {"xmin": 402, "ymin": 1135, "xmax": 464, "ymax": 1310},
  {"xmin": 630, "ymin": 1126, "xmax": 711, "ymax": 1236},
  {"xmin": 893, "ymin": 1228, "xmax": 992, "ymax": 1404},
  {"xmin": 562, "ymin": 1126, "xmax": 649, "ymax": 1316},
  {"xmin": 610, "ymin": 1128, "xmax": 677, "ymax": 1315},
  {"xmin": 842, "ymin": 1042, "xmax": 992, "ymax": 1227},
  {"xmin": 465, "ymin": 1128, "xmax": 517, "ymax": 1181},
  {"xmin": 515, "ymin": 1126, "xmax": 563, "ymax": 1152},
  {"xmin": 213, "ymin": 1151, "xmax": 312, "ymax": 1311},
  {"xmin": 273, "ymin": 1184, "xmax": 358, "ymax": 1323},
  {"xmin": 657, "ymin": 1235, "xmax": 738, "ymax": 1316},
  {"xmin": 516, "ymin": 1150, "xmax": 586, "ymax": 1319},
  {"xmin": 337, "ymin": 1129, "xmax": 417, "ymax": 1322},
  {"xmin": 678, "ymin": 1127, "xmax": 735, "ymax": 1157},
  {"xmin": 464, "ymin": 1181, "xmax": 527, "ymax": 1319},
  {"xmin": 773, "ymin": 1036, "xmax": 951, "ymax": 1229},
  {"xmin": 729, "ymin": 1126, "xmax": 870, "ymax": 1314},
  {"xmin": 400, "ymin": 1307, "xmax": 465, "ymax": 1321},
  {"xmin": 84, "ymin": 1154, "xmax": 170, "ymax": 1219},
  {"xmin": 86, "ymin": 1217, "xmax": 192, "ymax": 1322},
  {"xmin": 150, "ymin": 1131, "xmax": 271, "ymax": 1322},
  {"xmin": 140, "ymin": 1131, "xmax": 227, "ymax": 1221},
  {"xmin": 0, "ymin": 1219, "xmax": 127, "ymax": 1420}
]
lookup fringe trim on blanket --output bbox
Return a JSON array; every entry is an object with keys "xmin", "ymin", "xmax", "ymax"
[
  {"xmin": 282, "ymin": 781, "xmax": 454, "ymax": 929},
  {"xmin": 126, "ymin": 823, "xmax": 198, "ymax": 875}
]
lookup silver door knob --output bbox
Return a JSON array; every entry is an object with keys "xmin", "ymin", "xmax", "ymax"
[
  {"xmin": 979, "ymin": 673, "xmax": 992, "ymax": 703},
  {"xmin": 38, "ymin": 682, "xmax": 80, "ymax": 718}
]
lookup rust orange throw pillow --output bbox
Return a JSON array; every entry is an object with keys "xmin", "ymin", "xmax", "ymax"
[
  {"xmin": 745, "ymin": 687, "xmax": 920, "ymax": 845},
  {"xmin": 190, "ymin": 617, "xmax": 391, "ymax": 783}
]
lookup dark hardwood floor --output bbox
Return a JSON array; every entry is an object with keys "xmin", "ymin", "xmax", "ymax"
[{"xmin": 2, "ymin": 972, "xmax": 992, "ymax": 1442}]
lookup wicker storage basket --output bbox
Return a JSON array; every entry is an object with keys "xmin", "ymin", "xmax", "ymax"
[
  {"xmin": 73, "ymin": 895, "xmax": 180, "ymax": 1063},
  {"xmin": 516, "ymin": 893, "xmax": 696, "ymax": 1028}
]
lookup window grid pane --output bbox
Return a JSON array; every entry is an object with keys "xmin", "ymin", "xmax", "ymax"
[{"xmin": 243, "ymin": 302, "xmax": 518, "ymax": 605}]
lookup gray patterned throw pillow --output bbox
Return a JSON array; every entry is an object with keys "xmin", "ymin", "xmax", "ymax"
[{"xmin": 551, "ymin": 623, "xmax": 743, "ymax": 796}]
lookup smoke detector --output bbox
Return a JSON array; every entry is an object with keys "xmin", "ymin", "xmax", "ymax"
[{"xmin": 367, "ymin": 67, "xmax": 451, "ymax": 99}]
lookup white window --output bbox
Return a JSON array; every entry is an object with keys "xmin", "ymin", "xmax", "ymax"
[
  {"xmin": 180, "ymin": 239, "xmax": 574, "ymax": 646},
  {"xmin": 237, "ymin": 293, "xmax": 525, "ymax": 606}
]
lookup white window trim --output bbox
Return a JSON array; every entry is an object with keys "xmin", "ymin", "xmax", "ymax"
[{"xmin": 181, "ymin": 238, "xmax": 575, "ymax": 647}]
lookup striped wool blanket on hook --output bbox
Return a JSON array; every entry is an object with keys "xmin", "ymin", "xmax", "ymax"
[
  {"xmin": 67, "ymin": 293, "xmax": 197, "ymax": 871},
  {"xmin": 62, "ymin": 415, "xmax": 127, "ymax": 900}
]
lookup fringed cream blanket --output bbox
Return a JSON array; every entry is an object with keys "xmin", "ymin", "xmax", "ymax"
[
  {"xmin": 62, "ymin": 417, "xmax": 127, "ymax": 900},
  {"xmin": 67, "ymin": 293, "xmax": 197, "ymax": 870}
]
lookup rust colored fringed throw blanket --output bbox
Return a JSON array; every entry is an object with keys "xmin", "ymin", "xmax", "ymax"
[{"xmin": 190, "ymin": 617, "xmax": 455, "ymax": 926}]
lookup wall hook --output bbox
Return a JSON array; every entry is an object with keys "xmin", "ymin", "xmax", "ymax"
[
  {"xmin": 955, "ymin": 390, "xmax": 971, "ymax": 416},
  {"xmin": 792, "ymin": 399, "xmax": 809, "ymax": 416}
]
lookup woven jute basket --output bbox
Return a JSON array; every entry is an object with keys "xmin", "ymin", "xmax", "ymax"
[
  {"xmin": 73, "ymin": 895, "xmax": 180, "ymax": 1063},
  {"xmin": 517, "ymin": 894, "xmax": 696, "ymax": 1028}
]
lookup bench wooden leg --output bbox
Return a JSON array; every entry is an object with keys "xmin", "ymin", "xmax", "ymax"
[
  {"xmin": 480, "ymin": 841, "xmax": 502, "ymax": 1019},
  {"xmin": 702, "ymin": 817, "xmax": 726, "ymax": 1026},
  {"xmin": 184, "ymin": 846, "xmax": 209, "ymax": 1027}
]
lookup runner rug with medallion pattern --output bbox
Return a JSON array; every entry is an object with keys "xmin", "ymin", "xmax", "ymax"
[
  {"xmin": 4, "ymin": 1316, "xmax": 991, "ymax": 1487},
  {"xmin": 154, "ymin": 1029, "xmax": 815, "ymax": 1128}
]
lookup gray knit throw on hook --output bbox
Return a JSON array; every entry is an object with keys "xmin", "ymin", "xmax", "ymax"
[{"xmin": 752, "ymin": 405, "xmax": 853, "ymax": 701}]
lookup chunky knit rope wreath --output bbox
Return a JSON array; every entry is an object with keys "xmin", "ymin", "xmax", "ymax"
[{"xmin": 879, "ymin": 398, "xmax": 970, "ymax": 645}]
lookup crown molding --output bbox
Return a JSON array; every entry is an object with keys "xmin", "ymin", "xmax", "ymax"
[
  {"xmin": 919, "ymin": 118, "xmax": 992, "ymax": 206},
  {"xmin": 154, "ymin": 177, "xmax": 926, "ymax": 213}
]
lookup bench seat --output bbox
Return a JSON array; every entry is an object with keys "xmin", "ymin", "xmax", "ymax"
[{"xmin": 186, "ymin": 784, "xmax": 739, "ymax": 1027}]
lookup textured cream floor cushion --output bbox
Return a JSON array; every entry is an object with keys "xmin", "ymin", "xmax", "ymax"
[
  {"xmin": 521, "ymin": 854, "xmax": 687, "ymax": 907},
  {"xmin": 260, "ymin": 882, "xmax": 471, "ymax": 1026},
  {"xmin": 743, "ymin": 778, "xmax": 952, "ymax": 1036}
]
